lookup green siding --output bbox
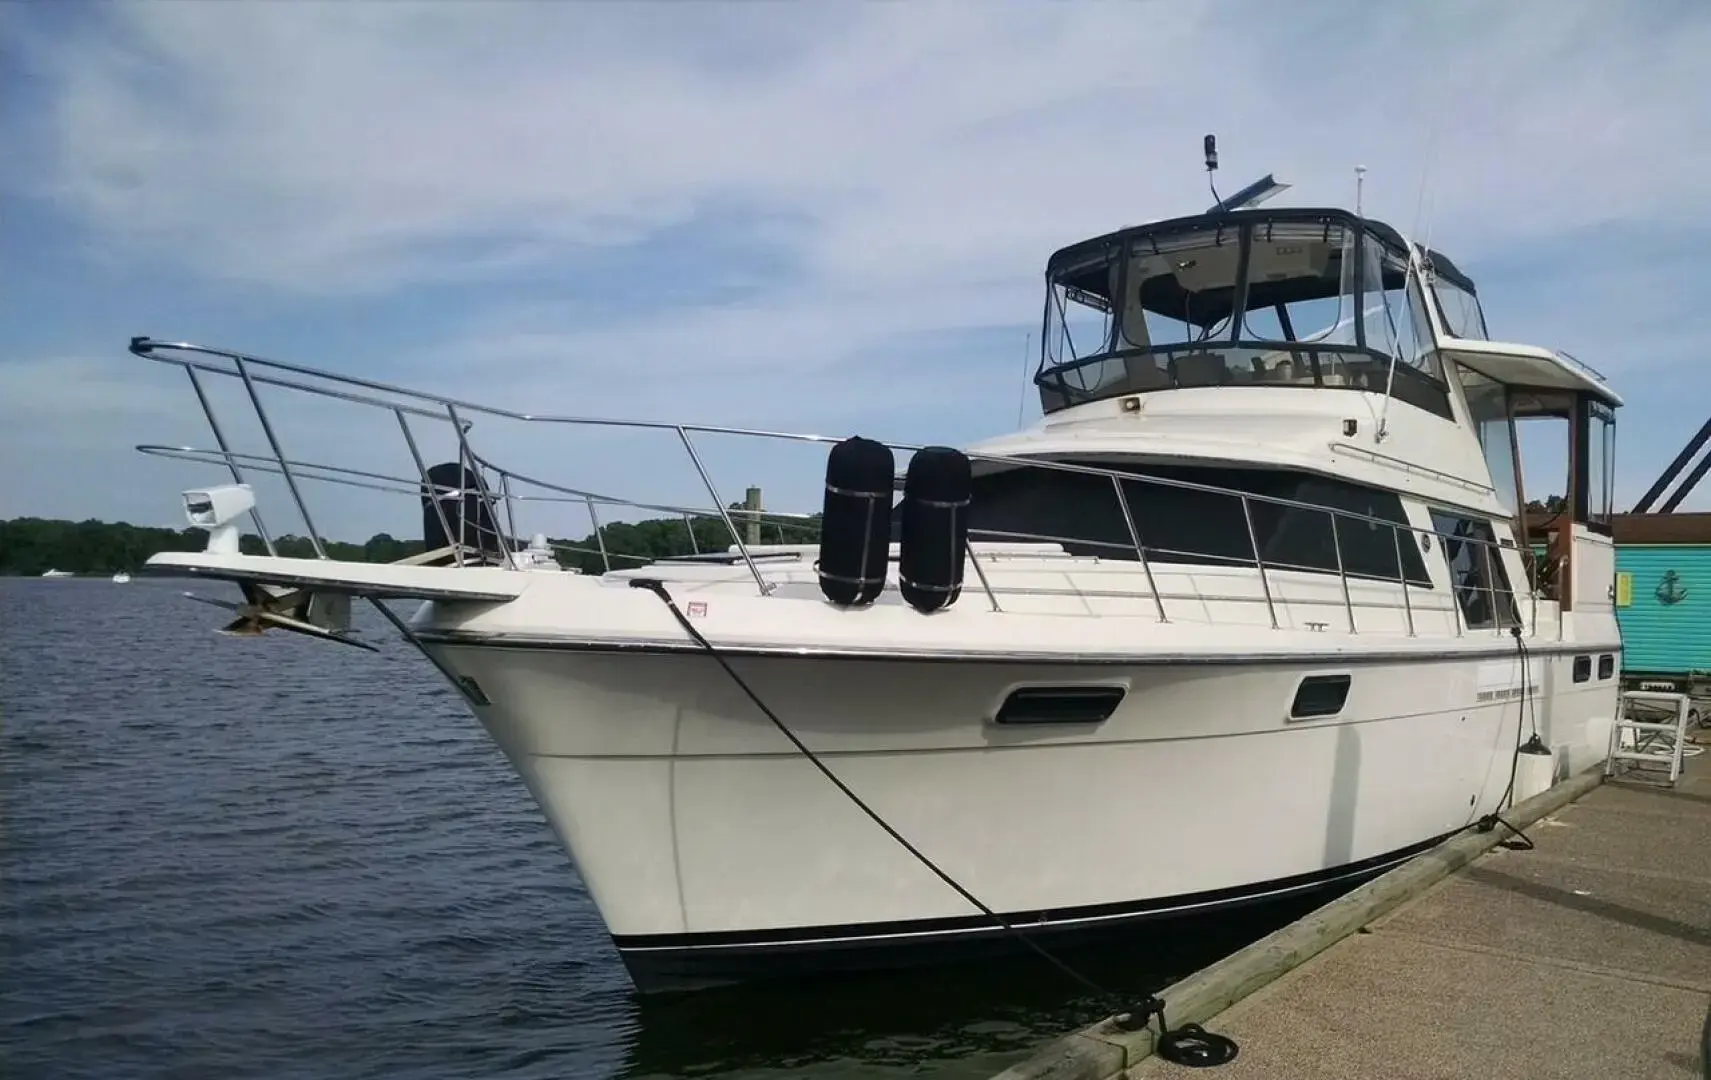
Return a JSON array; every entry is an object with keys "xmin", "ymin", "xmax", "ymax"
[{"xmin": 1616, "ymin": 545, "xmax": 1711, "ymax": 676}]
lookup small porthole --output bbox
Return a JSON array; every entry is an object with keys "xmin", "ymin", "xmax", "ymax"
[
  {"xmin": 996, "ymin": 685, "xmax": 1125, "ymax": 725},
  {"xmin": 1597, "ymin": 654, "xmax": 1615, "ymax": 680},
  {"xmin": 1572, "ymin": 656, "xmax": 1591, "ymax": 684},
  {"xmin": 1291, "ymin": 674, "xmax": 1351, "ymax": 720}
]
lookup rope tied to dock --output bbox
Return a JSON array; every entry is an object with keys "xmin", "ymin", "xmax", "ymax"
[
  {"xmin": 1126, "ymin": 995, "xmax": 1240, "ymax": 1067},
  {"xmin": 636, "ymin": 576, "xmax": 1240, "ymax": 1068},
  {"xmin": 1467, "ymin": 626, "xmax": 1542, "ymax": 851},
  {"xmin": 629, "ymin": 578, "xmax": 1108, "ymax": 995}
]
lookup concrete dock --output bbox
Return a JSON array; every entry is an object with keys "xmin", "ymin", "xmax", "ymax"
[{"xmin": 998, "ymin": 741, "xmax": 1709, "ymax": 1080}]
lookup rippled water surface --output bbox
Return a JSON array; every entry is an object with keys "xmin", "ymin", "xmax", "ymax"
[{"xmin": 3, "ymin": 578, "xmax": 1337, "ymax": 1079}]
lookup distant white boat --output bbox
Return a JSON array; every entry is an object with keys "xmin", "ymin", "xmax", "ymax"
[
  {"xmin": 112, "ymin": 571, "xmax": 132, "ymax": 583},
  {"xmin": 40, "ymin": 569, "xmax": 74, "ymax": 578}
]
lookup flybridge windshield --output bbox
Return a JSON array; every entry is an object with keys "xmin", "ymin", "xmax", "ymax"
[{"xmin": 1038, "ymin": 212, "xmax": 1459, "ymax": 421}]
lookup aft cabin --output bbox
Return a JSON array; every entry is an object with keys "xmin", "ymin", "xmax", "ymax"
[
  {"xmin": 1453, "ymin": 341, "xmax": 1621, "ymax": 627},
  {"xmin": 1023, "ymin": 204, "xmax": 1623, "ymax": 633}
]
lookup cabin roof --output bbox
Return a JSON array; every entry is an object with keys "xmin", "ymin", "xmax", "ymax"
[
  {"xmin": 1044, "ymin": 206, "xmax": 1479, "ymax": 297},
  {"xmin": 1442, "ymin": 338, "xmax": 1624, "ymax": 408}
]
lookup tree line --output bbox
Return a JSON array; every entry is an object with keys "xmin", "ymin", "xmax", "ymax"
[{"xmin": 0, "ymin": 510, "xmax": 821, "ymax": 578}]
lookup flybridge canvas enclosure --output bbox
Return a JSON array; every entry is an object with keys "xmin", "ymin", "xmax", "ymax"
[{"xmin": 1036, "ymin": 207, "xmax": 1480, "ymax": 422}]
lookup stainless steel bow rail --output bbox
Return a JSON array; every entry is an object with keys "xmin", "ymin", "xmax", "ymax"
[{"xmin": 130, "ymin": 336, "xmax": 1526, "ymax": 635}]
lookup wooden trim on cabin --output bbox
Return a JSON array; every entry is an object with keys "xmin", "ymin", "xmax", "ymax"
[
  {"xmin": 1560, "ymin": 413, "xmax": 1580, "ymax": 608},
  {"xmin": 1525, "ymin": 511, "xmax": 1711, "ymax": 546}
]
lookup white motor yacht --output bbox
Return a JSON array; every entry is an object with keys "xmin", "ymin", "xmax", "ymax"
[{"xmin": 132, "ymin": 163, "xmax": 1623, "ymax": 993}]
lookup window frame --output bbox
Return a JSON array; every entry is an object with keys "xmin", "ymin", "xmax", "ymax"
[
  {"xmin": 964, "ymin": 461, "xmax": 1437, "ymax": 590},
  {"xmin": 1426, "ymin": 508, "xmax": 1522, "ymax": 631}
]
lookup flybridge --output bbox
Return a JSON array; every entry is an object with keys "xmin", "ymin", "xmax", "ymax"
[
  {"xmin": 1034, "ymin": 132, "xmax": 1485, "ymax": 424},
  {"xmin": 1031, "ymin": 135, "xmax": 1622, "ymax": 456}
]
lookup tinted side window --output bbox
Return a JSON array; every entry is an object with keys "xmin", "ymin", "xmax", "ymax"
[
  {"xmin": 1429, "ymin": 510, "xmax": 1519, "ymax": 630},
  {"xmin": 1249, "ymin": 473, "xmax": 1429, "ymax": 585},
  {"xmin": 966, "ymin": 462, "xmax": 1432, "ymax": 587}
]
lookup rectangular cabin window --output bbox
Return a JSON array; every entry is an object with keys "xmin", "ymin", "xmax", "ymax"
[
  {"xmin": 1427, "ymin": 510, "xmax": 1520, "ymax": 630},
  {"xmin": 1572, "ymin": 655, "xmax": 1592, "ymax": 683},
  {"xmin": 1597, "ymin": 653, "xmax": 1615, "ymax": 680},
  {"xmin": 965, "ymin": 462, "xmax": 1433, "ymax": 587},
  {"xmin": 1453, "ymin": 364, "xmax": 1522, "ymax": 519},
  {"xmin": 1579, "ymin": 399, "xmax": 1616, "ymax": 529},
  {"xmin": 1431, "ymin": 275, "xmax": 1489, "ymax": 340},
  {"xmin": 1045, "ymin": 268, "xmax": 1117, "ymax": 374},
  {"xmin": 1238, "ymin": 223, "xmax": 1359, "ymax": 353},
  {"xmin": 1357, "ymin": 240, "xmax": 1453, "ymax": 421}
]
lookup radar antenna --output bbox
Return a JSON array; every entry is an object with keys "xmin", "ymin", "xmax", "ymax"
[{"xmin": 1201, "ymin": 135, "xmax": 1292, "ymax": 215}]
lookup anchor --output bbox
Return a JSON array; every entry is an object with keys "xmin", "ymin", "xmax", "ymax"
[
  {"xmin": 1657, "ymin": 570, "xmax": 1688, "ymax": 605},
  {"xmin": 182, "ymin": 580, "xmax": 376, "ymax": 651},
  {"xmin": 173, "ymin": 481, "xmax": 378, "ymax": 651}
]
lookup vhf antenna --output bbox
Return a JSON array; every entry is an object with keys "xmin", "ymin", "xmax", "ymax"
[{"xmin": 1204, "ymin": 134, "xmax": 1222, "ymax": 210}]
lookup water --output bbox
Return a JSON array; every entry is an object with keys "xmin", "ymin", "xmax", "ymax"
[{"xmin": 2, "ymin": 578, "xmax": 1338, "ymax": 1079}]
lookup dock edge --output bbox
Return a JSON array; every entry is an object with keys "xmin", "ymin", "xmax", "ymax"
[{"xmin": 987, "ymin": 765, "xmax": 1607, "ymax": 1080}]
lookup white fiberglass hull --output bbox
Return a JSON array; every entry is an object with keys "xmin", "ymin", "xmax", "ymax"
[{"xmin": 422, "ymin": 634, "xmax": 1619, "ymax": 991}]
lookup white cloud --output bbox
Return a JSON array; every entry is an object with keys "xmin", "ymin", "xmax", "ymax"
[
  {"xmin": 22, "ymin": 0, "xmax": 1711, "ymax": 294},
  {"xmin": 5, "ymin": 0, "xmax": 1711, "ymax": 535}
]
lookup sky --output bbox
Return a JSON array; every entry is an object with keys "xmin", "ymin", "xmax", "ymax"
[{"xmin": 4, "ymin": 0, "xmax": 1710, "ymax": 546}]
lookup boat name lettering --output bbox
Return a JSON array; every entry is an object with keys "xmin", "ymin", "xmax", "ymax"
[{"xmin": 1474, "ymin": 684, "xmax": 1536, "ymax": 703}]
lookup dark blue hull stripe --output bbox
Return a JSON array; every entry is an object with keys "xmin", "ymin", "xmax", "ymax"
[{"xmin": 613, "ymin": 828, "xmax": 1454, "ymax": 955}]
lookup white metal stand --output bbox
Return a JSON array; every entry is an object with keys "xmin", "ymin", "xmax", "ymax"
[{"xmin": 1607, "ymin": 690, "xmax": 1693, "ymax": 786}]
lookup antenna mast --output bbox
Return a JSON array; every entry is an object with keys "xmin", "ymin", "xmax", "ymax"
[{"xmin": 1204, "ymin": 134, "xmax": 1222, "ymax": 210}]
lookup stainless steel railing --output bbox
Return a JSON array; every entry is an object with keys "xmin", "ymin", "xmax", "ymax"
[
  {"xmin": 132, "ymin": 443, "xmax": 816, "ymax": 570},
  {"xmin": 130, "ymin": 337, "xmax": 1527, "ymax": 636}
]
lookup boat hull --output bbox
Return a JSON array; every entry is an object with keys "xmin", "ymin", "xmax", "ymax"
[
  {"xmin": 610, "ymin": 831, "xmax": 1449, "ymax": 991},
  {"xmin": 423, "ymin": 638, "xmax": 1619, "ymax": 992}
]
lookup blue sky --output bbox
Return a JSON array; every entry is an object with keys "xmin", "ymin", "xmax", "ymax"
[{"xmin": 4, "ymin": 0, "xmax": 1710, "ymax": 544}]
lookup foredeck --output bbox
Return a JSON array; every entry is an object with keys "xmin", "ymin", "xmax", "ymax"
[{"xmin": 131, "ymin": 336, "xmax": 1546, "ymax": 642}]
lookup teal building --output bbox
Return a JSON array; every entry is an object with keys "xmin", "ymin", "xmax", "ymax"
[{"xmin": 1614, "ymin": 545, "xmax": 1710, "ymax": 679}]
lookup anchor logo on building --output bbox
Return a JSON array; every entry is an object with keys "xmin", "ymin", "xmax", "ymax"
[{"xmin": 1656, "ymin": 570, "xmax": 1688, "ymax": 605}]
